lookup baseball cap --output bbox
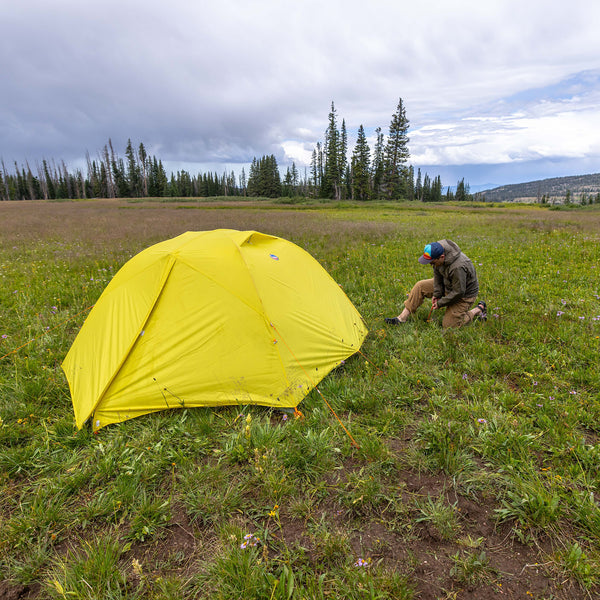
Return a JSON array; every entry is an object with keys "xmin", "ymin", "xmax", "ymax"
[{"xmin": 418, "ymin": 242, "xmax": 444, "ymax": 264}]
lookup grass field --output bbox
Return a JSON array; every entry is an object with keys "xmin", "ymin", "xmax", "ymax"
[{"xmin": 1, "ymin": 198, "xmax": 599, "ymax": 599}]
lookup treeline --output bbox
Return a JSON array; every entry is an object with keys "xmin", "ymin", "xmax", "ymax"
[
  {"xmin": 0, "ymin": 99, "xmax": 471, "ymax": 202},
  {"xmin": 0, "ymin": 140, "xmax": 246, "ymax": 201}
]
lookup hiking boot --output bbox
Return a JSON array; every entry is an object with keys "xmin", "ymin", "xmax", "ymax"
[{"xmin": 385, "ymin": 317, "xmax": 406, "ymax": 325}]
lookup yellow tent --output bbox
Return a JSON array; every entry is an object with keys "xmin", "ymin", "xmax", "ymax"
[{"xmin": 62, "ymin": 230, "xmax": 368, "ymax": 430}]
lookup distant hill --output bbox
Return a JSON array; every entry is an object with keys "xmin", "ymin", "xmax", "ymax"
[{"xmin": 474, "ymin": 173, "xmax": 600, "ymax": 203}]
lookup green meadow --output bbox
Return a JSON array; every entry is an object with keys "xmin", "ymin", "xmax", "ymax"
[{"xmin": 1, "ymin": 199, "xmax": 599, "ymax": 599}]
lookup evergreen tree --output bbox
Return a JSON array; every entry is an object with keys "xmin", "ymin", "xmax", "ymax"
[
  {"xmin": 247, "ymin": 155, "xmax": 281, "ymax": 198},
  {"xmin": 138, "ymin": 143, "xmax": 148, "ymax": 197},
  {"xmin": 371, "ymin": 127, "xmax": 385, "ymax": 200},
  {"xmin": 422, "ymin": 173, "xmax": 431, "ymax": 202},
  {"xmin": 382, "ymin": 98, "xmax": 410, "ymax": 200},
  {"xmin": 406, "ymin": 165, "xmax": 415, "ymax": 201},
  {"xmin": 125, "ymin": 139, "xmax": 141, "ymax": 197},
  {"xmin": 339, "ymin": 119, "xmax": 348, "ymax": 199},
  {"xmin": 322, "ymin": 102, "xmax": 342, "ymax": 200},
  {"xmin": 282, "ymin": 167, "xmax": 293, "ymax": 197},
  {"xmin": 42, "ymin": 160, "xmax": 56, "ymax": 199},
  {"xmin": 350, "ymin": 124, "xmax": 371, "ymax": 201},
  {"xmin": 104, "ymin": 141, "xmax": 116, "ymax": 198},
  {"xmin": 455, "ymin": 178, "xmax": 470, "ymax": 201},
  {"xmin": 112, "ymin": 155, "xmax": 129, "ymax": 198},
  {"xmin": 247, "ymin": 158, "xmax": 259, "ymax": 197},
  {"xmin": 310, "ymin": 144, "xmax": 324, "ymax": 196},
  {"xmin": 239, "ymin": 168, "xmax": 247, "ymax": 196},
  {"xmin": 431, "ymin": 175, "xmax": 443, "ymax": 202},
  {"xmin": 0, "ymin": 160, "xmax": 9, "ymax": 200},
  {"xmin": 266, "ymin": 155, "xmax": 282, "ymax": 197},
  {"xmin": 415, "ymin": 167, "xmax": 423, "ymax": 202}
]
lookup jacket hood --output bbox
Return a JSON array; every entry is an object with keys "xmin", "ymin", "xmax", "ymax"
[{"xmin": 439, "ymin": 239, "xmax": 462, "ymax": 264}]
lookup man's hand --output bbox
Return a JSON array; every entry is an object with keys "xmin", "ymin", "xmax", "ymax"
[{"xmin": 432, "ymin": 297, "xmax": 439, "ymax": 310}]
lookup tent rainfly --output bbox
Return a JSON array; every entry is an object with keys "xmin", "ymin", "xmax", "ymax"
[{"xmin": 62, "ymin": 229, "xmax": 368, "ymax": 430}]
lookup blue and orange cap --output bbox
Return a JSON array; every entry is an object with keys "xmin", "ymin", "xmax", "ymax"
[{"xmin": 418, "ymin": 242, "xmax": 444, "ymax": 264}]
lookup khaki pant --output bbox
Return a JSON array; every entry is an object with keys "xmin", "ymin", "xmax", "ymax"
[{"xmin": 404, "ymin": 278, "xmax": 477, "ymax": 329}]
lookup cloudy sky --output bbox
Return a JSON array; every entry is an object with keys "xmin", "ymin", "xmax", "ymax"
[{"xmin": 2, "ymin": 0, "xmax": 599, "ymax": 190}]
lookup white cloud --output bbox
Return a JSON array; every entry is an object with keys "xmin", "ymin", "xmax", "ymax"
[
  {"xmin": 281, "ymin": 141, "xmax": 314, "ymax": 167},
  {"xmin": 411, "ymin": 86, "xmax": 600, "ymax": 167}
]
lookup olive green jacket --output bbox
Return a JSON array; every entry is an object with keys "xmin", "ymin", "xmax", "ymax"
[{"xmin": 432, "ymin": 239, "xmax": 479, "ymax": 307}]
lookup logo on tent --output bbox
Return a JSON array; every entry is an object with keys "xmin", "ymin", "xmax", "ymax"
[{"xmin": 269, "ymin": 254, "xmax": 279, "ymax": 260}]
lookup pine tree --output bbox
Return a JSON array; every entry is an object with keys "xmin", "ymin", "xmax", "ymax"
[
  {"xmin": 382, "ymin": 98, "xmax": 410, "ymax": 200},
  {"xmin": 239, "ymin": 168, "xmax": 247, "ymax": 196},
  {"xmin": 310, "ymin": 144, "xmax": 324, "ymax": 196},
  {"xmin": 42, "ymin": 160, "xmax": 56, "ymax": 200},
  {"xmin": 339, "ymin": 119, "xmax": 348, "ymax": 199},
  {"xmin": 351, "ymin": 124, "xmax": 371, "ymax": 201},
  {"xmin": 406, "ymin": 165, "xmax": 415, "ymax": 201},
  {"xmin": 371, "ymin": 127, "xmax": 385, "ymax": 200},
  {"xmin": 322, "ymin": 102, "xmax": 342, "ymax": 200},
  {"xmin": 266, "ymin": 155, "xmax": 282, "ymax": 198},
  {"xmin": 455, "ymin": 178, "xmax": 470, "ymax": 201},
  {"xmin": 138, "ymin": 143, "xmax": 148, "ymax": 197},
  {"xmin": 415, "ymin": 167, "xmax": 423, "ymax": 202},
  {"xmin": 422, "ymin": 173, "xmax": 431, "ymax": 202},
  {"xmin": 431, "ymin": 175, "xmax": 443, "ymax": 202},
  {"xmin": 283, "ymin": 167, "xmax": 293, "ymax": 197},
  {"xmin": 247, "ymin": 155, "xmax": 281, "ymax": 198},
  {"xmin": 125, "ymin": 139, "xmax": 140, "ymax": 197}
]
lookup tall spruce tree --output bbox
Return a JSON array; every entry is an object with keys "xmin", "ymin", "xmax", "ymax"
[
  {"xmin": 415, "ymin": 167, "xmax": 423, "ymax": 201},
  {"xmin": 455, "ymin": 178, "xmax": 470, "ymax": 201},
  {"xmin": 339, "ymin": 119, "xmax": 348, "ymax": 199},
  {"xmin": 371, "ymin": 127, "xmax": 385, "ymax": 200},
  {"xmin": 247, "ymin": 154, "xmax": 281, "ymax": 198},
  {"xmin": 351, "ymin": 124, "xmax": 371, "ymax": 201},
  {"xmin": 322, "ymin": 102, "xmax": 342, "ymax": 200},
  {"xmin": 125, "ymin": 139, "xmax": 140, "ymax": 197},
  {"xmin": 431, "ymin": 175, "xmax": 443, "ymax": 202},
  {"xmin": 382, "ymin": 98, "xmax": 410, "ymax": 200}
]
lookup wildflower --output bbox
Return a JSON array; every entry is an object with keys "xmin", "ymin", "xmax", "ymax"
[
  {"xmin": 240, "ymin": 533, "xmax": 260, "ymax": 549},
  {"xmin": 561, "ymin": 299, "xmax": 567, "ymax": 305},
  {"xmin": 51, "ymin": 306, "xmax": 57, "ymax": 312},
  {"xmin": 477, "ymin": 418, "xmax": 487, "ymax": 424},
  {"xmin": 282, "ymin": 414, "xmax": 288, "ymax": 421},
  {"xmin": 556, "ymin": 311, "xmax": 564, "ymax": 317},
  {"xmin": 269, "ymin": 504, "xmax": 279, "ymax": 517},
  {"xmin": 579, "ymin": 316, "xmax": 585, "ymax": 320},
  {"xmin": 462, "ymin": 373, "xmax": 468, "ymax": 380},
  {"xmin": 533, "ymin": 381, "xmax": 538, "ymax": 386},
  {"xmin": 537, "ymin": 404, "xmax": 543, "ymax": 408},
  {"xmin": 354, "ymin": 557, "xmax": 371, "ymax": 568}
]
